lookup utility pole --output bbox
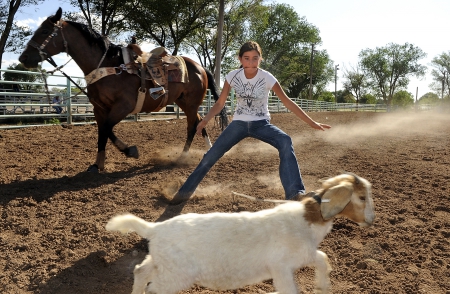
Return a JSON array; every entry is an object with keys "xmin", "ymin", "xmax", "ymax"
[
  {"xmin": 309, "ymin": 44, "xmax": 315, "ymax": 100},
  {"xmin": 334, "ymin": 64, "xmax": 339, "ymax": 106},
  {"xmin": 415, "ymin": 86, "xmax": 418, "ymax": 112},
  {"xmin": 442, "ymin": 71, "xmax": 447, "ymax": 100},
  {"xmin": 214, "ymin": 0, "xmax": 225, "ymax": 86}
]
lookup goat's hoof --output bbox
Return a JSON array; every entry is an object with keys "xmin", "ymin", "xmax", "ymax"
[
  {"xmin": 87, "ymin": 164, "xmax": 99, "ymax": 173},
  {"xmin": 126, "ymin": 146, "xmax": 139, "ymax": 159}
]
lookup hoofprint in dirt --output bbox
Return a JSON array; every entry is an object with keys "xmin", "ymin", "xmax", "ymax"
[{"xmin": 0, "ymin": 111, "xmax": 449, "ymax": 294}]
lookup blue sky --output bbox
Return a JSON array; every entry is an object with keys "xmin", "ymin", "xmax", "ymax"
[{"xmin": 4, "ymin": 0, "xmax": 450, "ymax": 98}]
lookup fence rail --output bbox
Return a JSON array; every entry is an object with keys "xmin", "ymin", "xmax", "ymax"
[{"xmin": 0, "ymin": 68, "xmax": 436, "ymax": 129}]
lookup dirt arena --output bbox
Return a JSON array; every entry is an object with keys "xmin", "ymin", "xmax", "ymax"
[{"xmin": 0, "ymin": 111, "xmax": 449, "ymax": 294}]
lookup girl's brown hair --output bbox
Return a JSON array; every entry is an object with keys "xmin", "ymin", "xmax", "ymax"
[{"xmin": 238, "ymin": 41, "xmax": 262, "ymax": 58}]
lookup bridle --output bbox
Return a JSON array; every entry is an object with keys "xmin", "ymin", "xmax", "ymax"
[
  {"xmin": 27, "ymin": 19, "xmax": 68, "ymax": 65},
  {"xmin": 25, "ymin": 18, "xmax": 107, "ymax": 107}
]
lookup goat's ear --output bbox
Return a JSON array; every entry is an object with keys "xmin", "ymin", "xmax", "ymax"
[{"xmin": 320, "ymin": 181, "xmax": 353, "ymax": 220}]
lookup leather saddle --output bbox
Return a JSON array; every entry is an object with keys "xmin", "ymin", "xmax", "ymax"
[{"xmin": 124, "ymin": 45, "xmax": 188, "ymax": 99}]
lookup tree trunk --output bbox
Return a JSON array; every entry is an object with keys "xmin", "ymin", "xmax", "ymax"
[{"xmin": 0, "ymin": 0, "xmax": 23, "ymax": 72}]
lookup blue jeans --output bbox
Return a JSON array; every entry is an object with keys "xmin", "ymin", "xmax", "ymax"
[
  {"xmin": 53, "ymin": 106, "xmax": 63, "ymax": 114},
  {"xmin": 176, "ymin": 119, "xmax": 305, "ymax": 200}
]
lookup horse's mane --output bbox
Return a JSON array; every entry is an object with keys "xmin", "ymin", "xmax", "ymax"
[{"xmin": 65, "ymin": 21, "xmax": 122, "ymax": 57}]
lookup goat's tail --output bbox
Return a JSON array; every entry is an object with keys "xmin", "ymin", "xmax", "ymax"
[
  {"xmin": 106, "ymin": 214, "xmax": 155, "ymax": 239},
  {"xmin": 205, "ymin": 68, "xmax": 229, "ymax": 130}
]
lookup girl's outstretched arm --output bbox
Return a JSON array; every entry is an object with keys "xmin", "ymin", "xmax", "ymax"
[
  {"xmin": 196, "ymin": 81, "xmax": 232, "ymax": 135},
  {"xmin": 271, "ymin": 82, "xmax": 331, "ymax": 131}
]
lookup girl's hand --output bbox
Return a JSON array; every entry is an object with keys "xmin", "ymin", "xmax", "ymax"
[
  {"xmin": 196, "ymin": 119, "xmax": 208, "ymax": 135},
  {"xmin": 311, "ymin": 121, "xmax": 331, "ymax": 131}
]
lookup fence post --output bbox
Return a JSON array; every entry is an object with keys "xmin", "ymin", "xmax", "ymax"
[
  {"xmin": 66, "ymin": 77, "xmax": 72, "ymax": 124},
  {"xmin": 207, "ymin": 89, "xmax": 212, "ymax": 112}
]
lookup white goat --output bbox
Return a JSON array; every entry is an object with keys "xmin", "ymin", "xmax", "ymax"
[{"xmin": 106, "ymin": 173, "xmax": 375, "ymax": 294}]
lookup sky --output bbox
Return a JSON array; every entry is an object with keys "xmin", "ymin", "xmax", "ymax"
[
  {"xmin": 3, "ymin": 0, "xmax": 450, "ymax": 99},
  {"xmin": 277, "ymin": 0, "xmax": 450, "ymax": 98}
]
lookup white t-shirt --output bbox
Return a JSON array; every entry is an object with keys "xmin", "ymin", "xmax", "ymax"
[{"xmin": 226, "ymin": 68, "xmax": 277, "ymax": 121}]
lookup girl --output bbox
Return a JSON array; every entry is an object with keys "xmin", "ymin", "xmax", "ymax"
[{"xmin": 172, "ymin": 41, "xmax": 331, "ymax": 203}]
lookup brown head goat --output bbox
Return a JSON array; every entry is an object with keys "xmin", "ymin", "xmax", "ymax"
[{"xmin": 106, "ymin": 173, "xmax": 374, "ymax": 294}]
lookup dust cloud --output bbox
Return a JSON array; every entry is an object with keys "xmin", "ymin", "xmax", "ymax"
[
  {"xmin": 322, "ymin": 111, "xmax": 450, "ymax": 144},
  {"xmin": 202, "ymin": 111, "xmax": 449, "ymax": 152}
]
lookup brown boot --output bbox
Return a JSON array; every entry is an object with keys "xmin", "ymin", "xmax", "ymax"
[{"xmin": 289, "ymin": 191, "xmax": 316, "ymax": 201}]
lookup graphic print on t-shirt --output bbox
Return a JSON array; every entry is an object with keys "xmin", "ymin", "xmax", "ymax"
[{"xmin": 231, "ymin": 72, "xmax": 267, "ymax": 117}]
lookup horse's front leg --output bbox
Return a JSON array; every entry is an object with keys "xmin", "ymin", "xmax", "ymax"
[
  {"xmin": 109, "ymin": 131, "xmax": 139, "ymax": 159},
  {"xmin": 87, "ymin": 121, "xmax": 110, "ymax": 172},
  {"xmin": 87, "ymin": 121, "xmax": 139, "ymax": 173}
]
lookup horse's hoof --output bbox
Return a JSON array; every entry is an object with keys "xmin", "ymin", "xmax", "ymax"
[
  {"xmin": 87, "ymin": 164, "xmax": 99, "ymax": 173},
  {"xmin": 126, "ymin": 146, "xmax": 139, "ymax": 159}
]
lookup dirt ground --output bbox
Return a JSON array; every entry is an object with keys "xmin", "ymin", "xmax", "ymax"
[{"xmin": 0, "ymin": 111, "xmax": 449, "ymax": 294}]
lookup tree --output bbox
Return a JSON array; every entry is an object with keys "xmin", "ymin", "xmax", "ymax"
[
  {"xmin": 342, "ymin": 63, "xmax": 369, "ymax": 105},
  {"xmin": 429, "ymin": 51, "xmax": 450, "ymax": 99},
  {"xmin": 3, "ymin": 62, "xmax": 44, "ymax": 91},
  {"xmin": 125, "ymin": 0, "xmax": 218, "ymax": 55},
  {"xmin": 65, "ymin": 0, "xmax": 136, "ymax": 41},
  {"xmin": 0, "ymin": 0, "xmax": 41, "ymax": 72},
  {"xmin": 360, "ymin": 93, "xmax": 377, "ymax": 104},
  {"xmin": 317, "ymin": 91, "xmax": 334, "ymax": 102},
  {"xmin": 392, "ymin": 90, "xmax": 414, "ymax": 108},
  {"xmin": 418, "ymin": 92, "xmax": 440, "ymax": 105},
  {"xmin": 335, "ymin": 89, "xmax": 355, "ymax": 103},
  {"xmin": 181, "ymin": 0, "xmax": 264, "ymax": 74},
  {"xmin": 359, "ymin": 43, "xmax": 426, "ymax": 107},
  {"xmin": 242, "ymin": 3, "xmax": 332, "ymax": 98}
]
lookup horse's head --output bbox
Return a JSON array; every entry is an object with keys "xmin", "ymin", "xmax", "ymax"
[{"xmin": 19, "ymin": 7, "xmax": 65, "ymax": 68}]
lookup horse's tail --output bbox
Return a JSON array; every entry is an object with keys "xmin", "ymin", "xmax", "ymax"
[{"xmin": 205, "ymin": 68, "xmax": 229, "ymax": 130}]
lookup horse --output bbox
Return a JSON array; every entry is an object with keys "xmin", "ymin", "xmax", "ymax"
[{"xmin": 19, "ymin": 7, "xmax": 227, "ymax": 172}]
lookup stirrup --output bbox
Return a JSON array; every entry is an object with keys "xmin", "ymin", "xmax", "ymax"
[{"xmin": 150, "ymin": 87, "xmax": 165, "ymax": 99}]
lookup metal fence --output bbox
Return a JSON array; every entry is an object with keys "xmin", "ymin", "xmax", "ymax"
[{"xmin": 0, "ymin": 68, "xmax": 401, "ymax": 129}]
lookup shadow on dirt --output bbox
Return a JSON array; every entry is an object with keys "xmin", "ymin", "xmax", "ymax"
[
  {"xmin": 0, "ymin": 163, "xmax": 178, "ymax": 206},
  {"xmin": 37, "ymin": 243, "xmax": 148, "ymax": 294}
]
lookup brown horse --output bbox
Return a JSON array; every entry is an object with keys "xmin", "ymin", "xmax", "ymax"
[{"xmin": 19, "ymin": 7, "xmax": 227, "ymax": 172}]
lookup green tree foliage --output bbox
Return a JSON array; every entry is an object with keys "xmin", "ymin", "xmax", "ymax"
[
  {"xmin": 302, "ymin": 49, "xmax": 334, "ymax": 100},
  {"xmin": 60, "ymin": 1, "xmax": 332, "ymax": 100},
  {"xmin": 0, "ymin": 0, "xmax": 42, "ymax": 71},
  {"xmin": 242, "ymin": 3, "xmax": 332, "ymax": 98},
  {"xmin": 359, "ymin": 43, "xmax": 426, "ymax": 107},
  {"xmin": 3, "ymin": 62, "xmax": 43, "ymax": 91},
  {"xmin": 65, "ymin": 0, "xmax": 135, "ymax": 40},
  {"xmin": 182, "ymin": 0, "xmax": 263, "ymax": 74},
  {"xmin": 418, "ymin": 92, "xmax": 440, "ymax": 104},
  {"xmin": 429, "ymin": 51, "xmax": 450, "ymax": 99},
  {"xmin": 342, "ymin": 63, "xmax": 369, "ymax": 105},
  {"xmin": 360, "ymin": 93, "xmax": 377, "ymax": 104},
  {"xmin": 317, "ymin": 91, "xmax": 334, "ymax": 102},
  {"xmin": 392, "ymin": 90, "xmax": 414, "ymax": 108},
  {"xmin": 335, "ymin": 89, "xmax": 355, "ymax": 103},
  {"xmin": 124, "ymin": 0, "xmax": 217, "ymax": 55}
]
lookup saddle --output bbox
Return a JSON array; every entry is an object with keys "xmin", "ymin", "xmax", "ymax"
[
  {"xmin": 123, "ymin": 45, "xmax": 188, "ymax": 111},
  {"xmin": 84, "ymin": 45, "xmax": 188, "ymax": 114}
]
